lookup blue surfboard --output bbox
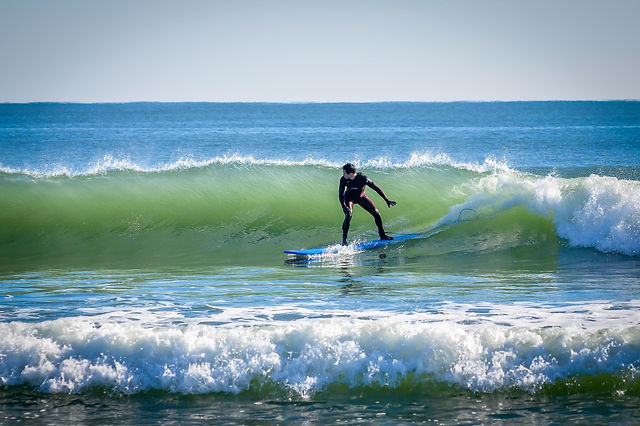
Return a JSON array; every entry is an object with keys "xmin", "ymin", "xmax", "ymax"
[{"xmin": 284, "ymin": 233, "xmax": 421, "ymax": 257}]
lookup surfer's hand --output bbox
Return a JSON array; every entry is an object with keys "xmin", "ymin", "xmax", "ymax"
[
  {"xmin": 342, "ymin": 206, "xmax": 352, "ymax": 215},
  {"xmin": 386, "ymin": 200, "xmax": 397, "ymax": 208}
]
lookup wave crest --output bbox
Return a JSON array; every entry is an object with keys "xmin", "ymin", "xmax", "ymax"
[{"xmin": 1, "ymin": 152, "xmax": 510, "ymax": 178}]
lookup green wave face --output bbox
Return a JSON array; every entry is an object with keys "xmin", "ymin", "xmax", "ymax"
[{"xmin": 0, "ymin": 164, "xmax": 466, "ymax": 268}]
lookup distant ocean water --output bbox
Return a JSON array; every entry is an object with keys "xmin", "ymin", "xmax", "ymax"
[{"xmin": 1, "ymin": 102, "xmax": 640, "ymax": 423}]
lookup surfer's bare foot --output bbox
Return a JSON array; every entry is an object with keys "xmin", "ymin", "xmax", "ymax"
[
  {"xmin": 380, "ymin": 235, "xmax": 393, "ymax": 240},
  {"xmin": 342, "ymin": 239, "xmax": 348, "ymax": 246}
]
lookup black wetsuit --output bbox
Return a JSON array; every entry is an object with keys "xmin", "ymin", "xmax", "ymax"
[{"xmin": 339, "ymin": 172, "xmax": 390, "ymax": 242}]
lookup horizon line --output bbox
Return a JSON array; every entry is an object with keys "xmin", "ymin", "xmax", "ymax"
[{"xmin": 1, "ymin": 99, "xmax": 639, "ymax": 105}]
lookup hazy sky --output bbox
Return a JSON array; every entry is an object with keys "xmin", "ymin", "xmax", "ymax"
[{"xmin": 1, "ymin": 0, "xmax": 638, "ymax": 102}]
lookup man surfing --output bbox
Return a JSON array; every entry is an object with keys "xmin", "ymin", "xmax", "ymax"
[{"xmin": 339, "ymin": 163, "xmax": 396, "ymax": 245}]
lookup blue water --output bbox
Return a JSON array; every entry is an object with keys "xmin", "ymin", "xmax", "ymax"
[
  {"xmin": 1, "ymin": 102, "xmax": 640, "ymax": 423},
  {"xmin": 3, "ymin": 102, "xmax": 640, "ymax": 173}
]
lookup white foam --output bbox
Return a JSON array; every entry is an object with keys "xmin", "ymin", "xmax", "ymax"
[
  {"xmin": 0, "ymin": 152, "xmax": 507, "ymax": 178},
  {"xmin": 390, "ymin": 152, "xmax": 511, "ymax": 173},
  {"xmin": 1, "ymin": 302, "xmax": 639, "ymax": 395},
  {"xmin": 555, "ymin": 175, "xmax": 640, "ymax": 255},
  {"xmin": 437, "ymin": 170, "xmax": 640, "ymax": 256}
]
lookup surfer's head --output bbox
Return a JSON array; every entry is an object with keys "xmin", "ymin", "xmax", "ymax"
[{"xmin": 342, "ymin": 163, "xmax": 356, "ymax": 179}]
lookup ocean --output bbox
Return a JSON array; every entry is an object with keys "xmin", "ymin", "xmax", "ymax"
[{"xmin": 1, "ymin": 102, "xmax": 640, "ymax": 423}]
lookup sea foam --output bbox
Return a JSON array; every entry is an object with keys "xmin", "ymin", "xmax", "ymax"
[
  {"xmin": 0, "ymin": 152, "xmax": 506, "ymax": 178},
  {"xmin": 438, "ymin": 170, "xmax": 640, "ymax": 256},
  {"xmin": 1, "ymin": 303, "xmax": 639, "ymax": 396}
]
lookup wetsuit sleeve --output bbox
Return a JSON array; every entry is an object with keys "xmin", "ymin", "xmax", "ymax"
[
  {"xmin": 366, "ymin": 178, "xmax": 390, "ymax": 202},
  {"xmin": 339, "ymin": 177, "xmax": 346, "ymax": 206}
]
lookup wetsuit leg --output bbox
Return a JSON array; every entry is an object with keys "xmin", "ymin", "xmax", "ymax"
[
  {"xmin": 356, "ymin": 195, "xmax": 387, "ymax": 238},
  {"xmin": 342, "ymin": 200, "xmax": 354, "ymax": 245}
]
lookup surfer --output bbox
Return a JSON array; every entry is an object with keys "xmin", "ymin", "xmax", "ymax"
[{"xmin": 339, "ymin": 163, "xmax": 396, "ymax": 245}]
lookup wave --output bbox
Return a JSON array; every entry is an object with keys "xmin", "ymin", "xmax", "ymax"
[
  {"xmin": 2, "ymin": 303, "xmax": 639, "ymax": 396},
  {"xmin": 1, "ymin": 160, "xmax": 639, "ymax": 271}
]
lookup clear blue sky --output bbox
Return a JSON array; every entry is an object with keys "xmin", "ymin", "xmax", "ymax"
[{"xmin": 1, "ymin": 0, "xmax": 638, "ymax": 102}]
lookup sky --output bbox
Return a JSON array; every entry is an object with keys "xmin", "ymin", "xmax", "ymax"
[{"xmin": 1, "ymin": 0, "xmax": 639, "ymax": 102}]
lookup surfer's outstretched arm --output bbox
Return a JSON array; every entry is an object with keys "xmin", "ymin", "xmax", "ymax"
[{"xmin": 366, "ymin": 179, "xmax": 397, "ymax": 207}]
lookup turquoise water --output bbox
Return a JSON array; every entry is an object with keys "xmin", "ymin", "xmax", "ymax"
[{"xmin": 1, "ymin": 102, "xmax": 640, "ymax": 423}]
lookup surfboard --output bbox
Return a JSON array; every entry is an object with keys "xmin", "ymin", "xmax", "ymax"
[{"xmin": 284, "ymin": 233, "xmax": 421, "ymax": 257}]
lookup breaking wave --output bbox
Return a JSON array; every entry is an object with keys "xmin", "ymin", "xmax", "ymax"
[
  {"xmin": 2, "ymin": 303, "xmax": 639, "ymax": 396},
  {"xmin": 1, "ymin": 157, "xmax": 639, "ymax": 272}
]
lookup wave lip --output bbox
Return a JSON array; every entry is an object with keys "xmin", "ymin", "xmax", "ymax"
[
  {"xmin": 0, "ymin": 152, "xmax": 510, "ymax": 178},
  {"xmin": 2, "ymin": 304, "xmax": 639, "ymax": 396}
]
